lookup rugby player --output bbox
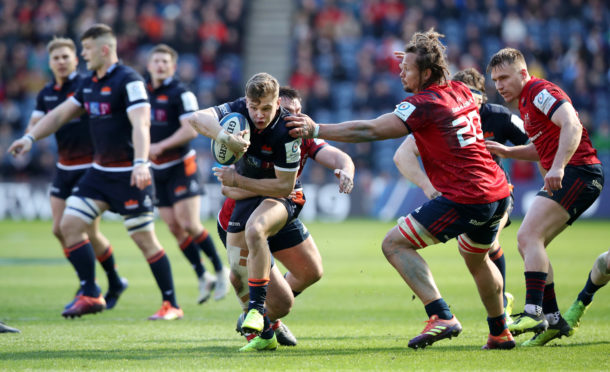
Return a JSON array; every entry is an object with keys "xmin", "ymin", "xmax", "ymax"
[
  {"xmin": 288, "ymin": 29, "xmax": 515, "ymax": 350},
  {"xmin": 486, "ymin": 47, "xmax": 604, "ymax": 345},
  {"xmin": 9, "ymin": 24, "xmax": 183, "ymax": 320},
  {"xmin": 189, "ymin": 73, "xmax": 301, "ymax": 352},
  {"xmin": 23, "ymin": 37, "xmax": 127, "ymax": 311},
  {"xmin": 393, "ymin": 67, "xmax": 530, "ymax": 322},
  {"xmin": 146, "ymin": 44, "xmax": 228, "ymax": 304},
  {"xmin": 217, "ymin": 86, "xmax": 355, "ymax": 346}
]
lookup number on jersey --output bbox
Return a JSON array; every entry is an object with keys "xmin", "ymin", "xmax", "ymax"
[{"xmin": 451, "ymin": 110, "xmax": 483, "ymax": 147}]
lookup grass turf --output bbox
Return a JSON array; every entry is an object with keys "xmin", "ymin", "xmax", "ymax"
[{"xmin": 0, "ymin": 219, "xmax": 608, "ymax": 370}]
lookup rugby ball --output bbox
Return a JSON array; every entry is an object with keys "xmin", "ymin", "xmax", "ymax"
[{"xmin": 211, "ymin": 112, "xmax": 250, "ymax": 165}]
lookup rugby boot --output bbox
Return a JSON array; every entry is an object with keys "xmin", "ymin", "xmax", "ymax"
[
  {"xmin": 62, "ymin": 294, "xmax": 106, "ymax": 318},
  {"xmin": 197, "ymin": 272, "xmax": 216, "ymax": 304},
  {"xmin": 64, "ymin": 287, "xmax": 84, "ymax": 310},
  {"xmin": 482, "ymin": 328, "xmax": 516, "ymax": 349},
  {"xmin": 504, "ymin": 292, "xmax": 515, "ymax": 325},
  {"xmin": 508, "ymin": 312, "xmax": 548, "ymax": 336},
  {"xmin": 272, "ymin": 319, "xmax": 297, "ymax": 346},
  {"xmin": 563, "ymin": 300, "xmax": 591, "ymax": 331},
  {"xmin": 214, "ymin": 267, "xmax": 230, "ymax": 301},
  {"xmin": 241, "ymin": 309, "xmax": 264, "ymax": 334},
  {"xmin": 104, "ymin": 277, "xmax": 128, "ymax": 310},
  {"xmin": 235, "ymin": 312, "xmax": 256, "ymax": 342},
  {"xmin": 408, "ymin": 315, "xmax": 462, "ymax": 349},
  {"xmin": 147, "ymin": 301, "xmax": 184, "ymax": 320},
  {"xmin": 238, "ymin": 334, "xmax": 278, "ymax": 352},
  {"xmin": 0, "ymin": 322, "xmax": 20, "ymax": 333},
  {"xmin": 521, "ymin": 317, "xmax": 573, "ymax": 347}
]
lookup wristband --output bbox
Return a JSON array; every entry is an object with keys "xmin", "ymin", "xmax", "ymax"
[
  {"xmin": 134, "ymin": 158, "xmax": 149, "ymax": 166},
  {"xmin": 216, "ymin": 130, "xmax": 230, "ymax": 145},
  {"xmin": 312, "ymin": 124, "xmax": 320, "ymax": 138},
  {"xmin": 23, "ymin": 134, "xmax": 36, "ymax": 144}
]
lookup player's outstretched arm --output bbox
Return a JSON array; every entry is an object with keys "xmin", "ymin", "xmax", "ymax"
[
  {"xmin": 313, "ymin": 145, "xmax": 355, "ymax": 194},
  {"xmin": 394, "ymin": 136, "xmax": 440, "ymax": 199},
  {"xmin": 128, "ymin": 105, "xmax": 153, "ymax": 190},
  {"xmin": 150, "ymin": 115, "xmax": 198, "ymax": 160},
  {"xmin": 189, "ymin": 108, "xmax": 249, "ymax": 154},
  {"xmin": 287, "ymin": 112, "xmax": 408, "ymax": 142},
  {"xmin": 485, "ymin": 140, "xmax": 539, "ymax": 161},
  {"xmin": 221, "ymin": 185, "xmax": 258, "ymax": 200},
  {"xmin": 8, "ymin": 99, "xmax": 84, "ymax": 157}
]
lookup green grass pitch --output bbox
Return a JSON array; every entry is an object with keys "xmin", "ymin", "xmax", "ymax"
[{"xmin": 0, "ymin": 219, "xmax": 608, "ymax": 370}]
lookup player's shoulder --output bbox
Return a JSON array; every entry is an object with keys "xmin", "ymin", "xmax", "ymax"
[{"xmin": 115, "ymin": 64, "xmax": 145, "ymax": 83}]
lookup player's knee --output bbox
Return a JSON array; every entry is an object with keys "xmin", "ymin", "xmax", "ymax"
[
  {"xmin": 266, "ymin": 292, "xmax": 293, "ymax": 319},
  {"xmin": 123, "ymin": 212, "xmax": 155, "ymax": 235},
  {"xmin": 595, "ymin": 251, "xmax": 610, "ymax": 276},
  {"xmin": 244, "ymin": 223, "xmax": 267, "ymax": 249},
  {"xmin": 381, "ymin": 234, "xmax": 404, "ymax": 259},
  {"xmin": 52, "ymin": 223, "xmax": 63, "ymax": 241}
]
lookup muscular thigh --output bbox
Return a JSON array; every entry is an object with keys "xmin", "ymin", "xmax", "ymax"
[
  {"xmin": 273, "ymin": 236, "xmax": 321, "ymax": 275},
  {"xmin": 247, "ymin": 199, "xmax": 289, "ymax": 237},
  {"xmin": 519, "ymin": 195, "xmax": 570, "ymax": 244}
]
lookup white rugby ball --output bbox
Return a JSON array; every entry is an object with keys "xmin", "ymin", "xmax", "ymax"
[{"xmin": 211, "ymin": 112, "xmax": 250, "ymax": 165}]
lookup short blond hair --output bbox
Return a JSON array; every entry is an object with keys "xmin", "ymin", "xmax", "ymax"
[
  {"xmin": 245, "ymin": 73, "xmax": 279, "ymax": 102},
  {"xmin": 149, "ymin": 44, "xmax": 178, "ymax": 63},
  {"xmin": 47, "ymin": 37, "xmax": 76, "ymax": 54},
  {"xmin": 487, "ymin": 48, "xmax": 527, "ymax": 73}
]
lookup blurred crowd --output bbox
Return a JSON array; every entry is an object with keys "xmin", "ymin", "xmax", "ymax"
[{"xmin": 0, "ymin": 0, "xmax": 609, "ymax": 185}]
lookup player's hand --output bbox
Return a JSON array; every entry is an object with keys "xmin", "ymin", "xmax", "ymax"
[
  {"xmin": 131, "ymin": 163, "xmax": 152, "ymax": 190},
  {"xmin": 149, "ymin": 143, "xmax": 164, "ymax": 160},
  {"xmin": 485, "ymin": 140, "xmax": 507, "ymax": 157},
  {"xmin": 286, "ymin": 114, "xmax": 317, "ymax": 139},
  {"xmin": 543, "ymin": 167, "xmax": 564, "ymax": 196},
  {"xmin": 423, "ymin": 186, "xmax": 442, "ymax": 200},
  {"xmin": 213, "ymin": 166, "xmax": 238, "ymax": 187},
  {"xmin": 334, "ymin": 169, "xmax": 354, "ymax": 194},
  {"xmin": 7, "ymin": 137, "xmax": 33, "ymax": 157},
  {"xmin": 227, "ymin": 130, "xmax": 250, "ymax": 154}
]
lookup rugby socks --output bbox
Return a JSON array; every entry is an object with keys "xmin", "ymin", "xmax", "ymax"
[
  {"xmin": 487, "ymin": 314, "xmax": 508, "ymax": 336},
  {"xmin": 542, "ymin": 283, "xmax": 561, "ymax": 325},
  {"xmin": 425, "ymin": 298, "xmax": 453, "ymax": 320},
  {"xmin": 248, "ymin": 278, "xmax": 269, "ymax": 314},
  {"xmin": 179, "ymin": 237, "xmax": 205, "ymax": 278},
  {"xmin": 195, "ymin": 230, "xmax": 223, "ymax": 272},
  {"xmin": 147, "ymin": 250, "xmax": 179, "ymax": 308},
  {"xmin": 577, "ymin": 271, "xmax": 604, "ymax": 306},
  {"xmin": 260, "ymin": 313, "xmax": 274, "ymax": 340},
  {"xmin": 64, "ymin": 240, "xmax": 98, "ymax": 297},
  {"xmin": 96, "ymin": 245, "xmax": 122, "ymax": 290},
  {"xmin": 524, "ymin": 271, "xmax": 547, "ymax": 316},
  {"xmin": 489, "ymin": 246, "xmax": 507, "ymax": 306}
]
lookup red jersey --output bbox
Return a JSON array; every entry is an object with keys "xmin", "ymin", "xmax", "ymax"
[
  {"xmin": 393, "ymin": 81, "xmax": 509, "ymax": 204},
  {"xmin": 518, "ymin": 77, "xmax": 600, "ymax": 171},
  {"xmin": 217, "ymin": 138, "xmax": 327, "ymax": 230}
]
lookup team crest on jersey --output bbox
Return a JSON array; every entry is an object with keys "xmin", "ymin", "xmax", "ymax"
[
  {"xmin": 156, "ymin": 95, "xmax": 168, "ymax": 103},
  {"xmin": 393, "ymin": 101, "xmax": 416, "ymax": 121},
  {"xmin": 533, "ymin": 89, "xmax": 556, "ymax": 115},
  {"xmin": 101, "ymin": 86, "xmax": 111, "ymax": 95},
  {"xmin": 143, "ymin": 195, "xmax": 152, "ymax": 208},
  {"xmin": 189, "ymin": 180, "xmax": 199, "ymax": 193},
  {"xmin": 261, "ymin": 144, "xmax": 273, "ymax": 155},
  {"xmin": 124, "ymin": 199, "xmax": 139, "ymax": 210},
  {"xmin": 44, "ymin": 96, "xmax": 58, "ymax": 101}
]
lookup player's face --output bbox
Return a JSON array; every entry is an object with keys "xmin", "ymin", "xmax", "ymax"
[
  {"xmin": 147, "ymin": 52, "xmax": 176, "ymax": 82},
  {"xmin": 279, "ymin": 97, "xmax": 301, "ymax": 115},
  {"xmin": 80, "ymin": 38, "xmax": 104, "ymax": 71},
  {"xmin": 49, "ymin": 47, "xmax": 77, "ymax": 81},
  {"xmin": 399, "ymin": 53, "xmax": 423, "ymax": 94},
  {"xmin": 246, "ymin": 93, "xmax": 280, "ymax": 130},
  {"xmin": 490, "ymin": 63, "xmax": 526, "ymax": 103}
]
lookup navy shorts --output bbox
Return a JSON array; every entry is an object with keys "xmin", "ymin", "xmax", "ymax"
[
  {"xmin": 73, "ymin": 167, "xmax": 155, "ymax": 216},
  {"xmin": 411, "ymin": 195, "xmax": 510, "ymax": 245},
  {"xmin": 217, "ymin": 218, "xmax": 310, "ymax": 253},
  {"xmin": 227, "ymin": 196, "xmax": 302, "ymax": 234},
  {"xmin": 537, "ymin": 164, "xmax": 604, "ymax": 225},
  {"xmin": 50, "ymin": 165, "xmax": 88, "ymax": 199},
  {"xmin": 152, "ymin": 157, "xmax": 203, "ymax": 207}
]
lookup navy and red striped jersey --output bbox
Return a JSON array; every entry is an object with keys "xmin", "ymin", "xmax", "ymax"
[
  {"xmin": 33, "ymin": 72, "xmax": 93, "ymax": 166},
  {"xmin": 71, "ymin": 64, "xmax": 150, "ymax": 169},
  {"xmin": 518, "ymin": 77, "xmax": 600, "ymax": 171},
  {"xmin": 147, "ymin": 77, "xmax": 198, "ymax": 165},
  {"xmin": 393, "ymin": 81, "xmax": 509, "ymax": 204}
]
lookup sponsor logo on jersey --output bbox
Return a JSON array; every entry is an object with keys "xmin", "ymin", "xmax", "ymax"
[
  {"xmin": 124, "ymin": 199, "xmax": 139, "ymax": 210},
  {"xmin": 156, "ymin": 94, "xmax": 168, "ymax": 103},
  {"xmin": 393, "ymin": 101, "xmax": 416, "ymax": 121},
  {"xmin": 126, "ymin": 81, "xmax": 147, "ymax": 102},
  {"xmin": 219, "ymin": 104, "xmax": 230, "ymax": 116},
  {"xmin": 174, "ymin": 185, "xmax": 187, "ymax": 196},
  {"xmin": 228, "ymin": 221, "xmax": 241, "ymax": 227},
  {"xmin": 153, "ymin": 108, "xmax": 167, "ymax": 122},
  {"xmin": 529, "ymin": 130, "xmax": 542, "ymax": 142},
  {"xmin": 285, "ymin": 139, "xmax": 301, "ymax": 163},
  {"xmin": 592, "ymin": 179, "xmax": 603, "ymax": 191},
  {"xmin": 468, "ymin": 219, "xmax": 486, "ymax": 226},
  {"xmin": 533, "ymin": 89, "xmax": 557, "ymax": 115},
  {"xmin": 100, "ymin": 86, "xmax": 112, "ymax": 95},
  {"xmin": 44, "ymin": 96, "xmax": 59, "ymax": 101}
]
